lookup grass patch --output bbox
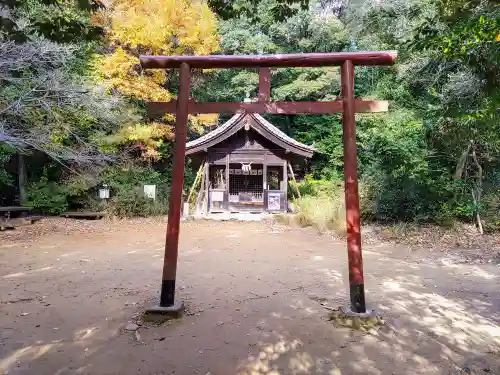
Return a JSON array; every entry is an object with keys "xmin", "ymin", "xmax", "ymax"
[
  {"xmin": 282, "ymin": 176, "xmax": 347, "ymax": 235},
  {"xmin": 294, "ymin": 194, "xmax": 346, "ymax": 234}
]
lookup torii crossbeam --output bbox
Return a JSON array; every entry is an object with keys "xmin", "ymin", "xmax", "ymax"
[{"xmin": 140, "ymin": 51, "xmax": 398, "ymax": 315}]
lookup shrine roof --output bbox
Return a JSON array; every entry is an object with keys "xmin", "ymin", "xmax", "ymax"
[{"xmin": 186, "ymin": 113, "xmax": 314, "ymax": 158}]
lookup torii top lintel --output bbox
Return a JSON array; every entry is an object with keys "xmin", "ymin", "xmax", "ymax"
[{"xmin": 139, "ymin": 51, "xmax": 397, "ymax": 70}]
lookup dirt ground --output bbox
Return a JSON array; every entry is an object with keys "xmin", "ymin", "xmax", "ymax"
[{"xmin": 1, "ymin": 218, "xmax": 499, "ymax": 375}]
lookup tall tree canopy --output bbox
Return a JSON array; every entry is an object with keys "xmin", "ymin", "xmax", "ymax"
[
  {"xmin": 95, "ymin": 0, "xmax": 220, "ymax": 160},
  {"xmin": 0, "ymin": 0, "xmax": 130, "ymax": 164},
  {"xmin": 1, "ymin": 0, "xmax": 498, "ymax": 227},
  {"xmin": 0, "ymin": 0, "xmax": 104, "ymax": 43}
]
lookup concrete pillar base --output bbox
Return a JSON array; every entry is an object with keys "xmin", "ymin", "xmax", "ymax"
[
  {"xmin": 328, "ymin": 306, "xmax": 384, "ymax": 331},
  {"xmin": 143, "ymin": 301, "xmax": 184, "ymax": 322}
]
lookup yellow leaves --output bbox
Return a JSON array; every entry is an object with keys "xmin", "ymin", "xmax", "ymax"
[
  {"xmin": 108, "ymin": 77, "xmax": 172, "ymax": 102},
  {"xmin": 189, "ymin": 113, "xmax": 218, "ymax": 133},
  {"xmin": 121, "ymin": 123, "xmax": 174, "ymax": 142},
  {"xmin": 105, "ymin": 0, "xmax": 219, "ymax": 55},
  {"xmin": 112, "ymin": 122, "xmax": 175, "ymax": 161},
  {"xmin": 50, "ymin": 127, "xmax": 66, "ymax": 144},
  {"xmin": 96, "ymin": 47, "xmax": 171, "ymax": 102},
  {"xmin": 96, "ymin": 0, "xmax": 221, "ymax": 158},
  {"xmin": 99, "ymin": 47, "xmax": 137, "ymax": 80},
  {"xmin": 496, "ymin": 34, "xmax": 500, "ymax": 41}
]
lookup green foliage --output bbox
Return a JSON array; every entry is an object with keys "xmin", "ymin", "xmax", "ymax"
[
  {"xmin": 1, "ymin": 0, "xmax": 104, "ymax": 43},
  {"xmin": 197, "ymin": 1, "xmax": 348, "ymax": 103},
  {"xmin": 294, "ymin": 175, "xmax": 342, "ymax": 197},
  {"xmin": 288, "ymin": 177, "xmax": 345, "ymax": 233},
  {"xmin": 208, "ymin": 0, "xmax": 309, "ymax": 22},
  {"xmin": 3, "ymin": 0, "xmax": 499, "ymax": 229},
  {"xmin": 337, "ymin": 0, "xmax": 499, "ymax": 229},
  {"xmin": 100, "ymin": 166, "xmax": 166, "ymax": 194},
  {"xmin": 0, "ymin": 145, "xmax": 13, "ymax": 187},
  {"xmin": 83, "ymin": 166, "xmax": 169, "ymax": 217},
  {"xmin": 26, "ymin": 175, "xmax": 69, "ymax": 214},
  {"xmin": 106, "ymin": 190, "xmax": 167, "ymax": 218},
  {"xmin": 25, "ymin": 165, "xmax": 170, "ymax": 216}
]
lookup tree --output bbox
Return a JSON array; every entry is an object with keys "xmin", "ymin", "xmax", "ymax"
[
  {"xmin": 411, "ymin": 0, "xmax": 500, "ymax": 230},
  {"xmin": 0, "ymin": 0, "xmax": 135, "ymax": 204},
  {"xmin": 0, "ymin": 40, "xmax": 131, "ymax": 165},
  {"xmin": 343, "ymin": 0, "xmax": 500, "ymax": 227},
  {"xmin": 208, "ymin": 0, "xmax": 309, "ymax": 21},
  {"xmin": 0, "ymin": 0, "xmax": 104, "ymax": 43},
  {"xmin": 94, "ymin": 0, "xmax": 220, "ymax": 160}
]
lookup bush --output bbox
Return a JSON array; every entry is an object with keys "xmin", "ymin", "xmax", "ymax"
[
  {"xmin": 25, "ymin": 165, "xmax": 171, "ymax": 217},
  {"xmin": 106, "ymin": 188, "xmax": 168, "ymax": 217},
  {"xmin": 290, "ymin": 177, "xmax": 346, "ymax": 234},
  {"xmin": 294, "ymin": 174, "xmax": 342, "ymax": 197},
  {"xmin": 294, "ymin": 194, "xmax": 346, "ymax": 234},
  {"xmin": 26, "ymin": 176, "xmax": 69, "ymax": 214},
  {"xmin": 479, "ymin": 172, "xmax": 500, "ymax": 232},
  {"xmin": 0, "ymin": 145, "xmax": 13, "ymax": 188},
  {"xmin": 87, "ymin": 166, "xmax": 170, "ymax": 217}
]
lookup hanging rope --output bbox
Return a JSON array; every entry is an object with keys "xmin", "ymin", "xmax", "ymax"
[{"xmin": 240, "ymin": 162, "xmax": 252, "ymax": 173}]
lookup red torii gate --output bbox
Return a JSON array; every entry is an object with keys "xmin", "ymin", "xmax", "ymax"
[{"xmin": 140, "ymin": 51, "xmax": 397, "ymax": 315}]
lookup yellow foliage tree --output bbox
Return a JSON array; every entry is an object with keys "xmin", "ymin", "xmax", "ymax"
[{"xmin": 95, "ymin": 0, "xmax": 220, "ymax": 160}]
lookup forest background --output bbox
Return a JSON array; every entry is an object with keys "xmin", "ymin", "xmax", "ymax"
[{"xmin": 0, "ymin": 0, "xmax": 498, "ymax": 232}]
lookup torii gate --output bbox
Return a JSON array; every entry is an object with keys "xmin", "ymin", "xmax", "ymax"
[{"xmin": 140, "ymin": 51, "xmax": 397, "ymax": 315}]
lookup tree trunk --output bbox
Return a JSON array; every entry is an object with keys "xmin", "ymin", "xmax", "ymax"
[
  {"xmin": 18, "ymin": 153, "xmax": 27, "ymax": 205},
  {"xmin": 470, "ymin": 147, "xmax": 484, "ymax": 234}
]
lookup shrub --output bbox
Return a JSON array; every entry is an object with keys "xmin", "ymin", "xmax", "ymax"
[
  {"xmin": 294, "ymin": 175, "xmax": 341, "ymax": 197},
  {"xmin": 294, "ymin": 194, "xmax": 346, "ymax": 234},
  {"xmin": 0, "ymin": 145, "xmax": 13, "ymax": 188},
  {"xmin": 291, "ymin": 177, "xmax": 346, "ymax": 234},
  {"xmin": 26, "ymin": 176, "xmax": 69, "ymax": 214},
  {"xmin": 87, "ymin": 165, "xmax": 170, "ymax": 217},
  {"xmin": 25, "ymin": 165, "xmax": 171, "ymax": 217},
  {"xmin": 479, "ymin": 173, "xmax": 500, "ymax": 232},
  {"xmin": 106, "ymin": 188, "xmax": 168, "ymax": 217}
]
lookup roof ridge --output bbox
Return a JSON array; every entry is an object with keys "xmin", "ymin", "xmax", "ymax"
[
  {"xmin": 185, "ymin": 112, "xmax": 314, "ymax": 157},
  {"xmin": 250, "ymin": 113, "xmax": 315, "ymax": 152}
]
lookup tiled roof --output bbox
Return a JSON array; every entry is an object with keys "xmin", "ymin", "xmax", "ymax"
[
  {"xmin": 186, "ymin": 113, "xmax": 314, "ymax": 157},
  {"xmin": 250, "ymin": 113, "xmax": 315, "ymax": 154},
  {"xmin": 186, "ymin": 113, "xmax": 245, "ymax": 151}
]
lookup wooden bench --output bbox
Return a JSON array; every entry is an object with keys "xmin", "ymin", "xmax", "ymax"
[
  {"xmin": 0, "ymin": 206, "xmax": 33, "ymax": 218},
  {"xmin": 0, "ymin": 206, "xmax": 41, "ymax": 230},
  {"xmin": 60, "ymin": 211, "xmax": 106, "ymax": 219}
]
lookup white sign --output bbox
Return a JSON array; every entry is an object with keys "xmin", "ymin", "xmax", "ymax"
[
  {"xmin": 211, "ymin": 191, "xmax": 224, "ymax": 202},
  {"xmin": 98, "ymin": 186, "xmax": 110, "ymax": 199},
  {"xmin": 267, "ymin": 192, "xmax": 281, "ymax": 210},
  {"xmin": 143, "ymin": 184, "xmax": 156, "ymax": 200}
]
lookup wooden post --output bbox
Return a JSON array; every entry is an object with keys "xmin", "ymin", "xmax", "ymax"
[
  {"xmin": 195, "ymin": 161, "xmax": 206, "ymax": 213},
  {"xmin": 225, "ymin": 154, "xmax": 230, "ymax": 210},
  {"xmin": 18, "ymin": 153, "xmax": 27, "ymax": 205},
  {"xmin": 341, "ymin": 60, "xmax": 366, "ymax": 313},
  {"xmin": 187, "ymin": 163, "xmax": 204, "ymax": 204},
  {"xmin": 259, "ymin": 68, "xmax": 271, "ymax": 103},
  {"xmin": 288, "ymin": 162, "xmax": 301, "ymax": 199},
  {"xmin": 204, "ymin": 161, "xmax": 210, "ymax": 214},
  {"xmin": 263, "ymin": 163, "xmax": 268, "ymax": 210},
  {"xmin": 263, "ymin": 163, "xmax": 267, "ymax": 191},
  {"xmin": 283, "ymin": 161, "xmax": 288, "ymax": 212},
  {"xmin": 159, "ymin": 62, "xmax": 190, "ymax": 308}
]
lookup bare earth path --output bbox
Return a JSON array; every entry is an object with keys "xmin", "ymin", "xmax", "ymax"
[{"xmin": 1, "ymin": 219, "xmax": 499, "ymax": 375}]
